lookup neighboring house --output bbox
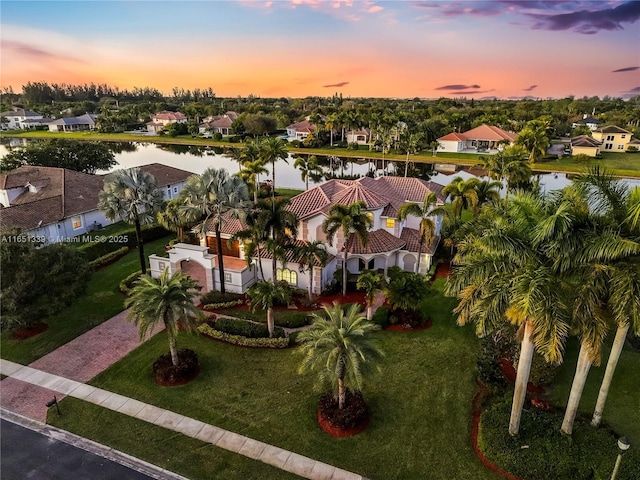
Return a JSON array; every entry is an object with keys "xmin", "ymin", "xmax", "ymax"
[
  {"xmin": 346, "ymin": 128, "xmax": 371, "ymax": 145},
  {"xmin": 592, "ymin": 125, "xmax": 637, "ymax": 152},
  {"xmin": 572, "ymin": 114, "xmax": 602, "ymax": 131},
  {"xmin": 146, "ymin": 111, "xmax": 188, "ymax": 134},
  {"xmin": 286, "ymin": 118, "xmax": 316, "ymax": 140},
  {"xmin": 437, "ymin": 124, "xmax": 517, "ymax": 154},
  {"xmin": 199, "ymin": 111, "xmax": 239, "ymax": 136},
  {"xmin": 0, "ymin": 166, "xmax": 110, "ymax": 242},
  {"xmin": 47, "ymin": 113, "xmax": 97, "ymax": 132},
  {"xmin": 138, "ymin": 163, "xmax": 193, "ymax": 200},
  {"xmin": 0, "ymin": 108, "xmax": 45, "ymax": 130},
  {"xmin": 150, "ymin": 176, "xmax": 446, "ymax": 295},
  {"xmin": 571, "ymin": 135, "xmax": 602, "ymax": 157}
]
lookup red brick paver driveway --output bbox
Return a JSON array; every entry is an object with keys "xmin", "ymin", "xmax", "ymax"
[{"xmin": 0, "ymin": 310, "xmax": 163, "ymax": 421}]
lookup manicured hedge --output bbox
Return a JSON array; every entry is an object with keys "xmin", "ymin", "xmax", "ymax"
[
  {"xmin": 203, "ymin": 300, "xmax": 244, "ymax": 310},
  {"xmin": 89, "ymin": 246, "xmax": 130, "ymax": 269},
  {"xmin": 78, "ymin": 225, "xmax": 171, "ymax": 261},
  {"xmin": 119, "ymin": 270, "xmax": 143, "ymax": 295},
  {"xmin": 478, "ymin": 394, "xmax": 640, "ymax": 480},
  {"xmin": 200, "ymin": 290, "xmax": 244, "ymax": 305},
  {"xmin": 214, "ymin": 317, "xmax": 286, "ymax": 339},
  {"xmin": 197, "ymin": 323, "xmax": 290, "ymax": 348}
]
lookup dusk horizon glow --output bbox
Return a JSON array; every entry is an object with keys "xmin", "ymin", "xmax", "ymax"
[{"xmin": 1, "ymin": 1, "xmax": 639, "ymax": 100}]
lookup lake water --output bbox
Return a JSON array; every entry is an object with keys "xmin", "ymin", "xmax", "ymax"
[{"xmin": 2, "ymin": 140, "xmax": 639, "ymax": 193}]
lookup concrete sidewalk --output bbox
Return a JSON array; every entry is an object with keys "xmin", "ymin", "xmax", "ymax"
[{"xmin": 0, "ymin": 359, "xmax": 366, "ymax": 480}]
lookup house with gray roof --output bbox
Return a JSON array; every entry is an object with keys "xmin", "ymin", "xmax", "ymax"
[
  {"xmin": 47, "ymin": 113, "xmax": 97, "ymax": 132},
  {"xmin": 0, "ymin": 107, "xmax": 46, "ymax": 130}
]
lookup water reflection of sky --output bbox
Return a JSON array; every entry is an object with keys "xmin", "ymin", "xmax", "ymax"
[{"xmin": 2, "ymin": 141, "xmax": 640, "ymax": 192}]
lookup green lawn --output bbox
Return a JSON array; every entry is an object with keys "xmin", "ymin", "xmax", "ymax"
[
  {"xmin": 0, "ymin": 235, "xmax": 172, "ymax": 365},
  {"xmin": 49, "ymin": 278, "xmax": 497, "ymax": 480},
  {"xmin": 532, "ymin": 152, "xmax": 640, "ymax": 177}
]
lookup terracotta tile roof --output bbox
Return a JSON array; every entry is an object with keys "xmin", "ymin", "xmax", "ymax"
[
  {"xmin": 594, "ymin": 125, "xmax": 632, "ymax": 134},
  {"xmin": 259, "ymin": 239, "xmax": 335, "ymax": 266},
  {"xmin": 399, "ymin": 228, "xmax": 440, "ymax": 254},
  {"xmin": 463, "ymin": 124, "xmax": 517, "ymax": 142},
  {"xmin": 287, "ymin": 119, "xmax": 316, "ymax": 133},
  {"xmin": 211, "ymin": 117, "xmax": 233, "ymax": 128},
  {"xmin": 0, "ymin": 166, "xmax": 104, "ymax": 230},
  {"xmin": 438, "ymin": 132, "xmax": 466, "ymax": 142},
  {"xmin": 203, "ymin": 212, "xmax": 248, "ymax": 236},
  {"xmin": 153, "ymin": 111, "xmax": 187, "ymax": 121},
  {"xmin": 345, "ymin": 229, "xmax": 406, "ymax": 255},
  {"xmin": 138, "ymin": 163, "xmax": 194, "ymax": 187},
  {"xmin": 287, "ymin": 177, "xmax": 445, "ymax": 221},
  {"xmin": 571, "ymin": 135, "xmax": 601, "ymax": 148}
]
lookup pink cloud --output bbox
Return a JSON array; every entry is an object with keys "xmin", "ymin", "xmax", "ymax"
[{"xmin": 368, "ymin": 5, "xmax": 383, "ymax": 13}]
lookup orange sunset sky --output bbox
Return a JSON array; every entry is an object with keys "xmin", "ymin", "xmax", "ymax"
[{"xmin": 1, "ymin": 1, "xmax": 639, "ymax": 99}]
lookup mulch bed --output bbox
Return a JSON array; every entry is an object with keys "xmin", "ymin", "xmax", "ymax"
[
  {"xmin": 498, "ymin": 358, "xmax": 546, "ymax": 395},
  {"xmin": 153, "ymin": 349, "xmax": 200, "ymax": 386},
  {"xmin": 432, "ymin": 262, "xmax": 451, "ymax": 280},
  {"xmin": 385, "ymin": 320, "xmax": 433, "ymax": 332},
  {"xmin": 12, "ymin": 322, "xmax": 48, "ymax": 340},
  {"xmin": 317, "ymin": 390, "xmax": 370, "ymax": 438}
]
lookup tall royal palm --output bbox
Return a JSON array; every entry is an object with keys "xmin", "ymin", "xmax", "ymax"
[
  {"xmin": 323, "ymin": 201, "xmax": 372, "ymax": 297},
  {"xmin": 125, "ymin": 270, "xmax": 205, "ymax": 366},
  {"xmin": 99, "ymin": 167, "xmax": 164, "ymax": 274},
  {"xmin": 257, "ymin": 197, "xmax": 299, "ymax": 279},
  {"xmin": 398, "ymin": 131, "xmax": 424, "ymax": 178},
  {"xmin": 180, "ymin": 168, "xmax": 250, "ymax": 294},
  {"xmin": 295, "ymin": 241, "xmax": 329, "ymax": 301},
  {"xmin": 396, "ymin": 193, "xmax": 446, "ymax": 274},
  {"xmin": 297, "ymin": 302, "xmax": 384, "ymax": 410},
  {"xmin": 293, "ymin": 155, "xmax": 322, "ymax": 190},
  {"xmin": 442, "ymin": 177, "xmax": 479, "ymax": 221},
  {"xmin": 259, "ymin": 137, "xmax": 288, "ymax": 201},
  {"xmin": 240, "ymin": 159, "xmax": 269, "ymax": 203},
  {"xmin": 446, "ymin": 193, "xmax": 570, "ymax": 436}
]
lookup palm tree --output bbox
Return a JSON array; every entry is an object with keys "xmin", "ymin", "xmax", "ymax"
[
  {"xmin": 180, "ymin": 168, "xmax": 250, "ymax": 294},
  {"xmin": 472, "ymin": 179, "xmax": 503, "ymax": 213},
  {"xmin": 446, "ymin": 193, "xmax": 571, "ymax": 436},
  {"xmin": 297, "ymin": 302, "xmax": 384, "ymax": 410},
  {"xmin": 240, "ymin": 159, "xmax": 268, "ymax": 203},
  {"xmin": 296, "ymin": 241, "xmax": 329, "ymax": 301},
  {"xmin": 398, "ymin": 131, "xmax": 424, "ymax": 177},
  {"xmin": 385, "ymin": 271, "xmax": 430, "ymax": 316},
  {"xmin": 442, "ymin": 177, "xmax": 479, "ymax": 220},
  {"xmin": 247, "ymin": 280, "xmax": 292, "ymax": 337},
  {"xmin": 356, "ymin": 270, "xmax": 383, "ymax": 320},
  {"xmin": 482, "ymin": 145, "xmax": 532, "ymax": 196},
  {"xmin": 157, "ymin": 198, "xmax": 196, "ymax": 243},
  {"xmin": 293, "ymin": 155, "xmax": 322, "ymax": 190},
  {"xmin": 259, "ymin": 137, "xmax": 289, "ymax": 200},
  {"xmin": 515, "ymin": 119, "xmax": 551, "ymax": 163},
  {"xmin": 323, "ymin": 201, "xmax": 372, "ymax": 297},
  {"xmin": 98, "ymin": 167, "xmax": 164, "ymax": 274},
  {"xmin": 430, "ymin": 141, "xmax": 440, "ymax": 157},
  {"xmin": 257, "ymin": 197, "xmax": 299, "ymax": 280},
  {"xmin": 325, "ymin": 113, "xmax": 339, "ymax": 147},
  {"xmin": 396, "ymin": 193, "xmax": 446, "ymax": 274},
  {"xmin": 125, "ymin": 269, "xmax": 205, "ymax": 366},
  {"xmin": 230, "ymin": 207, "xmax": 268, "ymax": 281}
]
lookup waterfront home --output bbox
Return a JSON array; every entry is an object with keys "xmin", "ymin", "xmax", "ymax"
[
  {"xmin": 592, "ymin": 125, "xmax": 638, "ymax": 152},
  {"xmin": 0, "ymin": 107, "xmax": 46, "ymax": 130},
  {"xmin": 47, "ymin": 113, "xmax": 97, "ymax": 133},
  {"xmin": 437, "ymin": 124, "xmax": 517, "ymax": 154},
  {"xmin": 199, "ymin": 111, "xmax": 239, "ymax": 136},
  {"xmin": 346, "ymin": 128, "xmax": 371, "ymax": 145},
  {"xmin": 570, "ymin": 135, "xmax": 602, "ymax": 157},
  {"xmin": 146, "ymin": 111, "xmax": 188, "ymax": 134}
]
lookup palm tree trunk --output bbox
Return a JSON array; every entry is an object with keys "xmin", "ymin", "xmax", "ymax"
[
  {"xmin": 404, "ymin": 151, "xmax": 410, "ymax": 178},
  {"xmin": 330, "ymin": 130, "xmax": 334, "ymax": 147},
  {"xmin": 267, "ymin": 307, "xmax": 274, "ymax": 338},
  {"xmin": 134, "ymin": 217, "xmax": 146, "ymax": 274},
  {"xmin": 272, "ymin": 159, "xmax": 276, "ymax": 201},
  {"xmin": 561, "ymin": 341, "xmax": 593, "ymax": 435},
  {"xmin": 591, "ymin": 323, "xmax": 629, "ymax": 427},
  {"xmin": 416, "ymin": 241, "xmax": 423, "ymax": 274},
  {"xmin": 509, "ymin": 320, "xmax": 534, "ymax": 436},
  {"xmin": 254, "ymin": 185, "xmax": 258, "ymax": 204},
  {"xmin": 168, "ymin": 329, "xmax": 179, "ymax": 366},
  {"xmin": 342, "ymin": 250, "xmax": 348, "ymax": 297},
  {"xmin": 338, "ymin": 377, "xmax": 345, "ymax": 410},
  {"xmin": 367, "ymin": 304, "xmax": 372, "ymax": 321},
  {"xmin": 308, "ymin": 267, "xmax": 313, "ymax": 301},
  {"xmin": 216, "ymin": 226, "xmax": 226, "ymax": 294}
]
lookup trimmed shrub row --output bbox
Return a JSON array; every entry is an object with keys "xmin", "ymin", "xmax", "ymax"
[
  {"xmin": 198, "ymin": 323, "xmax": 290, "ymax": 348},
  {"xmin": 214, "ymin": 317, "xmax": 285, "ymax": 339},
  {"xmin": 89, "ymin": 246, "xmax": 130, "ymax": 269},
  {"xmin": 77, "ymin": 225, "xmax": 171, "ymax": 261},
  {"xmin": 119, "ymin": 270, "xmax": 143, "ymax": 295},
  {"xmin": 203, "ymin": 300, "xmax": 244, "ymax": 310},
  {"xmin": 200, "ymin": 290, "xmax": 244, "ymax": 305}
]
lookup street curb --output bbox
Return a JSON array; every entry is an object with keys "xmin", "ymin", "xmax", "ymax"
[{"xmin": 1, "ymin": 409, "xmax": 191, "ymax": 480}]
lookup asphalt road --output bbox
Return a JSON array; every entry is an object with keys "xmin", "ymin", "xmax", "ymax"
[{"xmin": 1, "ymin": 419, "xmax": 155, "ymax": 480}]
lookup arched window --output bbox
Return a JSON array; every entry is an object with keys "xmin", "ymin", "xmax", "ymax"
[{"xmin": 276, "ymin": 268, "xmax": 298, "ymax": 286}]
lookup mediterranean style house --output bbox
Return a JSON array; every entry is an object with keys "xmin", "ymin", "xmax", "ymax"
[
  {"xmin": 0, "ymin": 164, "xmax": 193, "ymax": 243},
  {"xmin": 286, "ymin": 117, "xmax": 317, "ymax": 140},
  {"xmin": 437, "ymin": 124, "xmax": 517, "ymax": 154},
  {"xmin": 199, "ymin": 111, "xmax": 239, "ymax": 136},
  {"xmin": 150, "ymin": 176, "xmax": 446, "ymax": 295},
  {"xmin": 146, "ymin": 111, "xmax": 188, "ymax": 134}
]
